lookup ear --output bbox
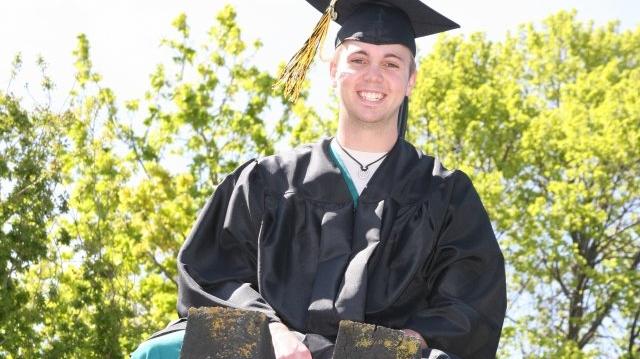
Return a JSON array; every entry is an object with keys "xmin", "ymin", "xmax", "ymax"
[
  {"xmin": 405, "ymin": 70, "xmax": 417, "ymax": 97},
  {"xmin": 329, "ymin": 57, "xmax": 338, "ymax": 87}
]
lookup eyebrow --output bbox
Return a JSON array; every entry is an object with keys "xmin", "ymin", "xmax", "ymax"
[{"xmin": 350, "ymin": 50, "xmax": 406, "ymax": 62}]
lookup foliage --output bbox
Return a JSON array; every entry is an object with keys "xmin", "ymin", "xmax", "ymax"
[
  {"xmin": 1, "ymin": 6, "xmax": 304, "ymax": 358},
  {"xmin": 0, "ymin": 56, "xmax": 67, "ymax": 356},
  {"xmin": 411, "ymin": 10, "xmax": 640, "ymax": 358}
]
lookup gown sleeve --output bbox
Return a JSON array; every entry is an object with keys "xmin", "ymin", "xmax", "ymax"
[
  {"xmin": 405, "ymin": 171, "xmax": 507, "ymax": 359},
  {"xmin": 176, "ymin": 159, "xmax": 281, "ymax": 323}
]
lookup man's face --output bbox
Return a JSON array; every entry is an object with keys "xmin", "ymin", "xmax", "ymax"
[{"xmin": 330, "ymin": 40, "xmax": 416, "ymax": 128}]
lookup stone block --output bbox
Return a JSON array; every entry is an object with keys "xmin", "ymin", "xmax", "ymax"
[
  {"xmin": 180, "ymin": 307, "xmax": 275, "ymax": 359},
  {"xmin": 332, "ymin": 320, "xmax": 422, "ymax": 359}
]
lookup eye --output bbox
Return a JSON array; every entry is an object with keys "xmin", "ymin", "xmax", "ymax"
[
  {"xmin": 350, "ymin": 57, "xmax": 366, "ymax": 65},
  {"xmin": 384, "ymin": 62, "xmax": 400, "ymax": 69}
]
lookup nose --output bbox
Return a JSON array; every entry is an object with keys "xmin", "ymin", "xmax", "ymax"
[{"xmin": 363, "ymin": 64, "xmax": 383, "ymax": 82}]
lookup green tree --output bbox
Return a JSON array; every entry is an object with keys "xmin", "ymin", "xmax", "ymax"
[
  {"xmin": 0, "ymin": 54, "xmax": 70, "ymax": 357},
  {"xmin": 112, "ymin": 5, "xmax": 296, "ymax": 344},
  {"xmin": 3, "ymin": 5, "xmax": 301, "ymax": 358},
  {"xmin": 410, "ymin": 11, "xmax": 639, "ymax": 358}
]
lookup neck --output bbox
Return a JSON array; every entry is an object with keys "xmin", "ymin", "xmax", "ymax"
[{"xmin": 336, "ymin": 115, "xmax": 398, "ymax": 152}]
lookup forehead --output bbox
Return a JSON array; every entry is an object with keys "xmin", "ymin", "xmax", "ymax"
[{"xmin": 336, "ymin": 40, "xmax": 414, "ymax": 61}]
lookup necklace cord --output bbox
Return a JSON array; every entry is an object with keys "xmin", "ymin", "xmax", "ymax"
[{"xmin": 335, "ymin": 140, "xmax": 389, "ymax": 171}]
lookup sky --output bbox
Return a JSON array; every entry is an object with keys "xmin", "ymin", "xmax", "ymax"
[{"xmin": 1, "ymin": 0, "xmax": 638, "ymax": 111}]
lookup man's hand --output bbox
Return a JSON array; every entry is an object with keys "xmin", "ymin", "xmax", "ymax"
[
  {"xmin": 269, "ymin": 322, "xmax": 312, "ymax": 359},
  {"xmin": 402, "ymin": 328, "xmax": 428, "ymax": 349}
]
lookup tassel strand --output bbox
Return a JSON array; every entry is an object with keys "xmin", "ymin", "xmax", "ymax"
[{"xmin": 275, "ymin": 0, "xmax": 338, "ymax": 102}]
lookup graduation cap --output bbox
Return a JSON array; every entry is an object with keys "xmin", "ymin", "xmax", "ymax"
[{"xmin": 276, "ymin": 0, "xmax": 458, "ymax": 137}]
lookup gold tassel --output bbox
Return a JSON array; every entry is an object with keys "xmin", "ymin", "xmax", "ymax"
[{"xmin": 275, "ymin": 0, "xmax": 338, "ymax": 102}]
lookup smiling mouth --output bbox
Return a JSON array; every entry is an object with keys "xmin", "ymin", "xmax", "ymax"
[{"xmin": 358, "ymin": 91, "xmax": 385, "ymax": 102}]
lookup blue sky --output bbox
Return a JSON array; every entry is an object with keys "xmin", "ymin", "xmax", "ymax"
[{"xmin": 1, "ymin": 0, "xmax": 638, "ymax": 110}]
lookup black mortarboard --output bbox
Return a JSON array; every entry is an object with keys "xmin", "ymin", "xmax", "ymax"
[
  {"xmin": 276, "ymin": 0, "xmax": 458, "ymax": 102},
  {"xmin": 308, "ymin": 0, "xmax": 459, "ymax": 55}
]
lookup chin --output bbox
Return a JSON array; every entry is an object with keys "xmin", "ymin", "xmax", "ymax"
[{"xmin": 353, "ymin": 114, "xmax": 395, "ymax": 127}]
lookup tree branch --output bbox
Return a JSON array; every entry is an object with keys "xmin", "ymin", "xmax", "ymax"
[
  {"xmin": 629, "ymin": 308, "xmax": 640, "ymax": 357},
  {"xmin": 146, "ymin": 250, "xmax": 178, "ymax": 288},
  {"xmin": 578, "ymin": 249, "xmax": 640, "ymax": 348},
  {"xmin": 578, "ymin": 294, "xmax": 617, "ymax": 348},
  {"xmin": 606, "ymin": 219, "xmax": 640, "ymax": 241}
]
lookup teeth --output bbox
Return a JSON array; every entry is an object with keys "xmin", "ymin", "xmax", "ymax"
[{"xmin": 359, "ymin": 91, "xmax": 384, "ymax": 102}]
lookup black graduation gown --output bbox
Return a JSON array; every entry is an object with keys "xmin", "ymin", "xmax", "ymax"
[{"xmin": 176, "ymin": 138, "xmax": 506, "ymax": 359}]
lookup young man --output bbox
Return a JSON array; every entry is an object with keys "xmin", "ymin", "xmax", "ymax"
[{"xmin": 133, "ymin": 1, "xmax": 506, "ymax": 358}]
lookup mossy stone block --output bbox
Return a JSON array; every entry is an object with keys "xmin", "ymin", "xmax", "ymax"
[
  {"xmin": 180, "ymin": 307, "xmax": 275, "ymax": 359},
  {"xmin": 332, "ymin": 320, "xmax": 421, "ymax": 359}
]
